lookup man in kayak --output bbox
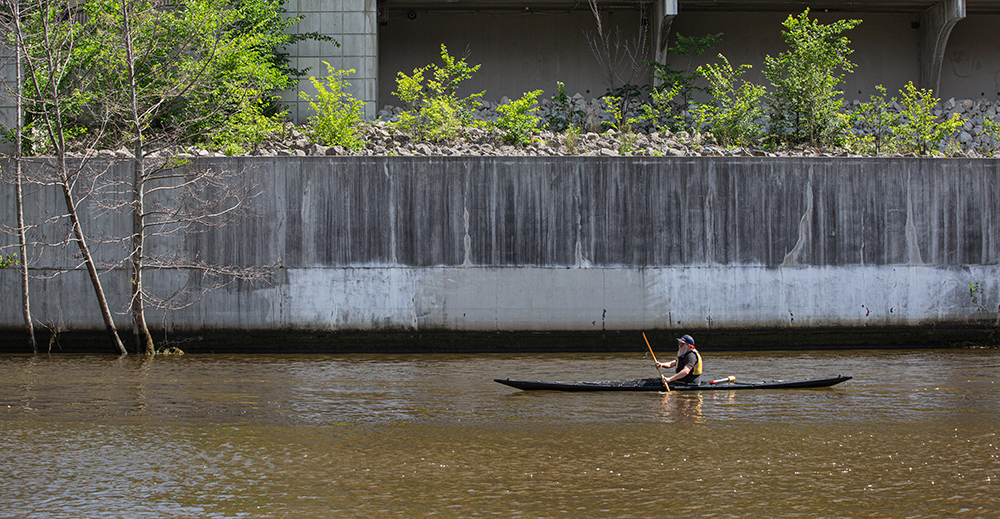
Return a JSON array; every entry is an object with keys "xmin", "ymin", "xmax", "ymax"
[{"xmin": 656, "ymin": 334, "xmax": 703, "ymax": 385}]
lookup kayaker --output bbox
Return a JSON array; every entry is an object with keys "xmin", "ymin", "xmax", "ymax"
[{"xmin": 656, "ymin": 334, "xmax": 703, "ymax": 385}]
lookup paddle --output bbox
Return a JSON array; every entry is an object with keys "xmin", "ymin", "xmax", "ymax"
[{"xmin": 642, "ymin": 332, "xmax": 670, "ymax": 392}]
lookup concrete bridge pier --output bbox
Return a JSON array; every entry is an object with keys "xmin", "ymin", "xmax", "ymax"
[
  {"xmin": 920, "ymin": 0, "xmax": 966, "ymax": 93},
  {"xmin": 652, "ymin": 0, "xmax": 678, "ymax": 67}
]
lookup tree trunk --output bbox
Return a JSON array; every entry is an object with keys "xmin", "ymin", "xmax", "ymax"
[
  {"xmin": 12, "ymin": 11, "xmax": 37, "ymax": 353},
  {"xmin": 130, "ymin": 157, "xmax": 154, "ymax": 355},
  {"xmin": 121, "ymin": 0, "xmax": 154, "ymax": 355},
  {"xmin": 11, "ymin": 0, "xmax": 127, "ymax": 354},
  {"xmin": 58, "ymin": 163, "xmax": 127, "ymax": 355},
  {"xmin": 15, "ymin": 162, "xmax": 36, "ymax": 353}
]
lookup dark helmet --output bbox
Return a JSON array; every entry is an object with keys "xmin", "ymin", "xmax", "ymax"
[{"xmin": 676, "ymin": 334, "xmax": 695, "ymax": 346}]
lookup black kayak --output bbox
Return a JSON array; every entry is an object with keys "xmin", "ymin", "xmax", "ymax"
[{"xmin": 494, "ymin": 375, "xmax": 852, "ymax": 392}]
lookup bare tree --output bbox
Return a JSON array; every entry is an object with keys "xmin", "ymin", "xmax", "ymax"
[
  {"xmin": 3, "ymin": 0, "xmax": 281, "ymax": 354},
  {"xmin": 1, "ymin": 0, "xmax": 37, "ymax": 352},
  {"xmin": 4, "ymin": 0, "xmax": 275, "ymax": 354},
  {"xmin": 584, "ymin": 0, "xmax": 651, "ymax": 114},
  {"xmin": 2, "ymin": 0, "xmax": 127, "ymax": 354},
  {"xmin": 91, "ymin": 0, "xmax": 272, "ymax": 353}
]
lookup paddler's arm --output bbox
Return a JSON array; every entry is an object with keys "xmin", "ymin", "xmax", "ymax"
[
  {"xmin": 664, "ymin": 365, "xmax": 692, "ymax": 383},
  {"xmin": 655, "ymin": 359, "xmax": 677, "ymax": 369}
]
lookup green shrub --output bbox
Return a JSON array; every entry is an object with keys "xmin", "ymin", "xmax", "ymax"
[
  {"xmin": 651, "ymin": 32, "xmax": 723, "ymax": 105},
  {"xmin": 299, "ymin": 64, "xmax": 366, "ymax": 150},
  {"xmin": 764, "ymin": 9, "xmax": 860, "ymax": 147},
  {"xmin": 603, "ymin": 95, "xmax": 640, "ymax": 153},
  {"xmin": 212, "ymin": 92, "xmax": 286, "ymax": 154},
  {"xmin": 544, "ymin": 81, "xmax": 587, "ymax": 131},
  {"xmin": 895, "ymin": 81, "xmax": 963, "ymax": 155},
  {"xmin": 693, "ymin": 55, "xmax": 767, "ymax": 147},
  {"xmin": 563, "ymin": 124, "xmax": 581, "ymax": 154},
  {"xmin": 392, "ymin": 44, "xmax": 484, "ymax": 142},
  {"xmin": 641, "ymin": 82, "xmax": 683, "ymax": 134},
  {"xmin": 982, "ymin": 117, "xmax": 1000, "ymax": 157},
  {"xmin": 845, "ymin": 85, "xmax": 901, "ymax": 155},
  {"xmin": 646, "ymin": 32, "xmax": 723, "ymax": 132},
  {"xmin": 495, "ymin": 90, "xmax": 544, "ymax": 146}
]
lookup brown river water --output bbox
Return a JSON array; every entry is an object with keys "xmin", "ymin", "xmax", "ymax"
[{"xmin": 1, "ymin": 348, "xmax": 998, "ymax": 518}]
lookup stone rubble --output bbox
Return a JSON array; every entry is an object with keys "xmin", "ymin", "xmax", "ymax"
[{"xmin": 87, "ymin": 96, "xmax": 1000, "ymax": 159}]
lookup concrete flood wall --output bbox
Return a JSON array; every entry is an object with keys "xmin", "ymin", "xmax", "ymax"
[{"xmin": 2, "ymin": 157, "xmax": 999, "ymax": 350}]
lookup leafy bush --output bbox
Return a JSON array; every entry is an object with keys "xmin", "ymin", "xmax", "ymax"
[
  {"xmin": 646, "ymin": 32, "xmax": 723, "ymax": 131},
  {"xmin": 982, "ymin": 117, "xmax": 1000, "ymax": 157},
  {"xmin": 604, "ymin": 84, "xmax": 648, "ymax": 122},
  {"xmin": 299, "ymin": 64, "xmax": 366, "ymax": 149},
  {"xmin": 603, "ymin": 95, "xmax": 640, "ymax": 153},
  {"xmin": 650, "ymin": 33, "xmax": 723, "ymax": 106},
  {"xmin": 392, "ymin": 44, "xmax": 484, "ymax": 142},
  {"xmin": 764, "ymin": 9, "xmax": 860, "ymax": 147},
  {"xmin": 845, "ymin": 85, "xmax": 901, "ymax": 155},
  {"xmin": 693, "ymin": 55, "xmax": 767, "ymax": 147},
  {"xmin": 213, "ymin": 87, "xmax": 286, "ymax": 154},
  {"xmin": 563, "ymin": 124, "xmax": 581, "ymax": 154},
  {"xmin": 544, "ymin": 82, "xmax": 587, "ymax": 131},
  {"xmin": 641, "ymin": 82, "xmax": 683, "ymax": 134},
  {"xmin": 895, "ymin": 81, "xmax": 964, "ymax": 155},
  {"xmin": 495, "ymin": 90, "xmax": 544, "ymax": 146}
]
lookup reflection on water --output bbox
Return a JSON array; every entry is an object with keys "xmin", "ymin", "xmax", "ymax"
[
  {"xmin": 655, "ymin": 392, "xmax": 706, "ymax": 423},
  {"xmin": 1, "ymin": 349, "xmax": 998, "ymax": 518}
]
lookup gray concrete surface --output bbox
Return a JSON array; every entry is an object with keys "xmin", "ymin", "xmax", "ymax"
[
  {"xmin": 376, "ymin": 7, "xmax": 1000, "ymax": 110},
  {"xmin": 2, "ymin": 157, "xmax": 998, "ymax": 343}
]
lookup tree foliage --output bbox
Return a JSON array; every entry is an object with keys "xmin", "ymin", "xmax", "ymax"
[
  {"xmin": 894, "ymin": 81, "xmax": 964, "ymax": 155},
  {"xmin": 694, "ymin": 55, "xmax": 767, "ymax": 147},
  {"xmin": 301, "ymin": 63, "xmax": 367, "ymax": 149},
  {"xmin": 495, "ymin": 90, "xmax": 543, "ymax": 146},
  {"xmin": 392, "ymin": 44, "xmax": 484, "ymax": 142},
  {"xmin": 764, "ymin": 9, "xmax": 860, "ymax": 147},
  {"xmin": 11, "ymin": 0, "xmax": 314, "ymax": 155}
]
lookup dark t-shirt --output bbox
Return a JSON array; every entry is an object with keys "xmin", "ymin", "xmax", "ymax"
[{"xmin": 675, "ymin": 350, "xmax": 702, "ymax": 385}]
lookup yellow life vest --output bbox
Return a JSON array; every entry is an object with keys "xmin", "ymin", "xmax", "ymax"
[
  {"xmin": 677, "ymin": 349, "xmax": 703, "ymax": 376},
  {"xmin": 692, "ymin": 350, "xmax": 703, "ymax": 376}
]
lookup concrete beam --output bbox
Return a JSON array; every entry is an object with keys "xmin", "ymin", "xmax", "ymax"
[{"xmin": 919, "ymin": 0, "xmax": 965, "ymax": 93}]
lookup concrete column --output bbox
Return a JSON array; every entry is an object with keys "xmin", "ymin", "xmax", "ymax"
[
  {"xmin": 282, "ymin": 0, "xmax": 379, "ymax": 123},
  {"xmin": 919, "ymin": 0, "xmax": 965, "ymax": 93},
  {"xmin": 652, "ymin": 0, "xmax": 677, "ymax": 66}
]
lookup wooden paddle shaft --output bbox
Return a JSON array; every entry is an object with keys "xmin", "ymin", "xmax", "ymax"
[{"xmin": 642, "ymin": 332, "xmax": 670, "ymax": 392}]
